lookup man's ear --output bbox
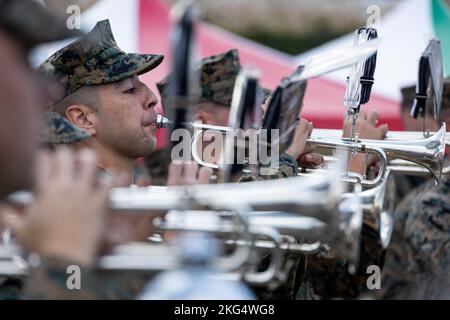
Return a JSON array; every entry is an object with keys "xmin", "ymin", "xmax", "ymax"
[{"xmin": 66, "ymin": 104, "xmax": 97, "ymax": 135}]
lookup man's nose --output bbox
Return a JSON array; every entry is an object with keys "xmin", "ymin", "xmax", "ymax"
[{"xmin": 139, "ymin": 81, "xmax": 158, "ymax": 110}]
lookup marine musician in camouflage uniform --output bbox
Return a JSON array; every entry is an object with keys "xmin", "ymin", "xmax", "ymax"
[
  {"xmin": 372, "ymin": 81, "xmax": 450, "ymax": 300},
  {"xmin": 157, "ymin": 48, "xmax": 324, "ymax": 182}
]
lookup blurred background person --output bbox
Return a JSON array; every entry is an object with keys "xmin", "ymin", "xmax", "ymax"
[
  {"xmin": 374, "ymin": 79, "xmax": 450, "ymax": 300},
  {"xmin": 157, "ymin": 49, "xmax": 324, "ymax": 183}
]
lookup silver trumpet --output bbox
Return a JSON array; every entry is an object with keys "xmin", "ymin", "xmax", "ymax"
[
  {"xmin": 189, "ymin": 122, "xmax": 447, "ymax": 186},
  {"xmin": 155, "ymin": 194, "xmax": 362, "ymax": 267},
  {"xmin": 155, "ymin": 115, "xmax": 173, "ymax": 129},
  {"xmin": 311, "ymin": 128, "xmax": 450, "ymax": 145},
  {"xmin": 307, "ymin": 123, "xmax": 447, "ymax": 187},
  {"xmin": 7, "ymin": 174, "xmax": 343, "ymax": 220},
  {"xmin": 342, "ymin": 169, "xmax": 396, "ymax": 249}
]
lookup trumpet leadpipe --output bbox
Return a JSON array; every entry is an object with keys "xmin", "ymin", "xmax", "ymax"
[
  {"xmin": 155, "ymin": 115, "xmax": 173, "ymax": 129},
  {"xmin": 223, "ymin": 238, "xmax": 322, "ymax": 255},
  {"xmin": 156, "ymin": 210, "xmax": 331, "ymax": 240},
  {"xmin": 157, "ymin": 191, "xmax": 363, "ymax": 267},
  {"xmin": 311, "ymin": 128, "xmax": 450, "ymax": 146},
  {"xmin": 6, "ymin": 174, "xmax": 343, "ymax": 224}
]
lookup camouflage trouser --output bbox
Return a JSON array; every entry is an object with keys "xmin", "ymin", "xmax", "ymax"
[
  {"xmin": 238, "ymin": 153, "xmax": 298, "ymax": 182},
  {"xmin": 252, "ymin": 250, "xmax": 303, "ymax": 300},
  {"xmin": 373, "ymin": 175, "xmax": 450, "ymax": 300},
  {"xmin": 294, "ymin": 223, "xmax": 385, "ymax": 300},
  {"xmin": 250, "ymin": 222, "xmax": 385, "ymax": 301}
]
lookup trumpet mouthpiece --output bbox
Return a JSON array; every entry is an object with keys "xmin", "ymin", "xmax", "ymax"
[{"xmin": 156, "ymin": 115, "xmax": 173, "ymax": 129}]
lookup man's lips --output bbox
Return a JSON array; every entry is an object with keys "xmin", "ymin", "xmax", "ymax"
[
  {"xmin": 142, "ymin": 116, "xmax": 157, "ymax": 127},
  {"xmin": 142, "ymin": 116, "xmax": 158, "ymax": 139}
]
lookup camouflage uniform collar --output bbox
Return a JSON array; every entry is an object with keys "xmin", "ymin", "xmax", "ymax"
[{"xmin": 40, "ymin": 111, "xmax": 91, "ymax": 145}]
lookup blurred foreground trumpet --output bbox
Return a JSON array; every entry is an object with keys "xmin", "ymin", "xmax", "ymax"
[{"xmin": 4, "ymin": 173, "xmax": 362, "ymax": 284}]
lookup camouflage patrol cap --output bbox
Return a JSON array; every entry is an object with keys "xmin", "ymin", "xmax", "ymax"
[
  {"xmin": 198, "ymin": 49, "xmax": 242, "ymax": 106},
  {"xmin": 40, "ymin": 19, "xmax": 164, "ymax": 102},
  {"xmin": 40, "ymin": 111, "xmax": 91, "ymax": 145},
  {"xmin": 0, "ymin": 0, "xmax": 81, "ymax": 49},
  {"xmin": 158, "ymin": 49, "xmax": 241, "ymax": 108}
]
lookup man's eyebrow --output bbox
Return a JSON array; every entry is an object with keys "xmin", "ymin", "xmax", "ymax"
[
  {"xmin": 114, "ymin": 79, "xmax": 124, "ymax": 89},
  {"xmin": 114, "ymin": 77, "xmax": 131, "ymax": 88},
  {"xmin": 115, "ymin": 75, "xmax": 138, "ymax": 89}
]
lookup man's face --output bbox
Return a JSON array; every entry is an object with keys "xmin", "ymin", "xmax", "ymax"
[
  {"xmin": 193, "ymin": 101, "xmax": 230, "ymax": 127},
  {"xmin": 192, "ymin": 102, "xmax": 230, "ymax": 165},
  {"xmin": 92, "ymin": 75, "xmax": 159, "ymax": 158},
  {"xmin": 0, "ymin": 29, "xmax": 42, "ymax": 197},
  {"xmin": 401, "ymin": 110, "xmax": 440, "ymax": 132}
]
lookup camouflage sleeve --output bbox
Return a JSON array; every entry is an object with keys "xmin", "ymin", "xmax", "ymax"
[
  {"xmin": 374, "ymin": 176, "xmax": 450, "ymax": 299},
  {"xmin": 252, "ymin": 249, "xmax": 303, "ymax": 300},
  {"xmin": 402, "ymin": 177, "xmax": 450, "ymax": 298},
  {"xmin": 269, "ymin": 153, "xmax": 299, "ymax": 179},
  {"xmin": 294, "ymin": 221, "xmax": 386, "ymax": 300},
  {"xmin": 237, "ymin": 153, "xmax": 299, "ymax": 182},
  {"xmin": 294, "ymin": 247, "xmax": 360, "ymax": 300},
  {"xmin": 371, "ymin": 195, "xmax": 418, "ymax": 300},
  {"xmin": 22, "ymin": 256, "xmax": 106, "ymax": 300},
  {"xmin": 404, "ymin": 178, "xmax": 450, "ymax": 280}
]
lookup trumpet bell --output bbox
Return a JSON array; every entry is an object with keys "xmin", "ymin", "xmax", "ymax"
[
  {"xmin": 344, "ymin": 171, "xmax": 396, "ymax": 249},
  {"xmin": 308, "ymin": 123, "xmax": 447, "ymax": 187},
  {"xmin": 378, "ymin": 122, "xmax": 446, "ymax": 186}
]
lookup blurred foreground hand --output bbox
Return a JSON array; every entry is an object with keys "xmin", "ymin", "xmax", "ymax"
[{"xmin": 1, "ymin": 147, "xmax": 122, "ymax": 267}]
